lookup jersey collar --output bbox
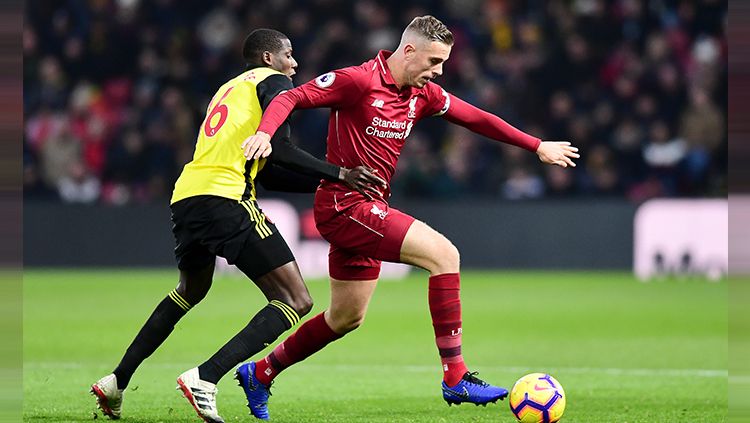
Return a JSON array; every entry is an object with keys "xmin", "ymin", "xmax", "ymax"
[{"xmin": 375, "ymin": 50, "xmax": 414, "ymax": 94}]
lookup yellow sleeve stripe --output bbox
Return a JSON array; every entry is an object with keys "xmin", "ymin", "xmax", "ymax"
[
  {"xmin": 168, "ymin": 289, "xmax": 192, "ymax": 312},
  {"xmin": 240, "ymin": 200, "xmax": 273, "ymax": 238},
  {"xmin": 270, "ymin": 300, "xmax": 300, "ymax": 326}
]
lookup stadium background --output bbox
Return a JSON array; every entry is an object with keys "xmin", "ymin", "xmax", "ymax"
[
  {"xmin": 24, "ymin": 0, "xmax": 726, "ymax": 205},
  {"xmin": 22, "ymin": 1, "xmax": 733, "ymax": 422},
  {"xmin": 23, "ymin": 0, "xmax": 727, "ymax": 271}
]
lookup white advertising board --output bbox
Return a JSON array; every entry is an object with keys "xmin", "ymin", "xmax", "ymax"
[{"xmin": 634, "ymin": 199, "xmax": 727, "ymax": 280}]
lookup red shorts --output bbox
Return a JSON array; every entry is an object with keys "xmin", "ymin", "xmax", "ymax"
[{"xmin": 314, "ymin": 188, "xmax": 415, "ymax": 281}]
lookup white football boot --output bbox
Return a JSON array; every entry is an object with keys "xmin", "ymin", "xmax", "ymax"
[
  {"xmin": 90, "ymin": 374, "xmax": 124, "ymax": 419},
  {"xmin": 176, "ymin": 367, "xmax": 225, "ymax": 423}
]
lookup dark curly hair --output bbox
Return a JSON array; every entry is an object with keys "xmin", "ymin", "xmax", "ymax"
[{"xmin": 242, "ymin": 28, "xmax": 289, "ymax": 68}]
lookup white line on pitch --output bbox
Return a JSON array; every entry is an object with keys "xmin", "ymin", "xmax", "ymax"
[{"xmin": 25, "ymin": 362, "xmax": 727, "ymax": 378}]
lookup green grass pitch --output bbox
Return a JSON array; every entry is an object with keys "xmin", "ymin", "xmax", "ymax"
[{"xmin": 24, "ymin": 269, "xmax": 727, "ymax": 422}]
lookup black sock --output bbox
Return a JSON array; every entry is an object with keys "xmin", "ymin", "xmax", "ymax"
[
  {"xmin": 198, "ymin": 300, "xmax": 299, "ymax": 384},
  {"xmin": 112, "ymin": 289, "xmax": 191, "ymax": 389}
]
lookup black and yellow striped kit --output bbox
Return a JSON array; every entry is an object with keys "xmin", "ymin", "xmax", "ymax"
[
  {"xmin": 269, "ymin": 300, "xmax": 300, "ymax": 327},
  {"xmin": 239, "ymin": 199, "xmax": 273, "ymax": 240},
  {"xmin": 170, "ymin": 67, "xmax": 286, "ymax": 205},
  {"xmin": 168, "ymin": 289, "xmax": 192, "ymax": 312}
]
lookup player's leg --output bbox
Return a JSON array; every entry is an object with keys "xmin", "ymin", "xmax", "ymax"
[
  {"xmin": 197, "ymin": 251, "xmax": 314, "ymax": 385},
  {"xmin": 92, "ymin": 261, "xmax": 214, "ymax": 420},
  {"xmin": 399, "ymin": 219, "xmax": 460, "ymax": 275},
  {"xmin": 239, "ymin": 277, "xmax": 378, "ymax": 420},
  {"xmin": 400, "ymin": 219, "xmax": 508, "ymax": 405},
  {"xmin": 177, "ymin": 197, "xmax": 312, "ymax": 422},
  {"xmin": 256, "ymin": 276, "xmax": 378, "ymax": 381},
  {"xmin": 177, "ymin": 197, "xmax": 297, "ymax": 423},
  {"xmin": 235, "ymin": 192, "xmax": 394, "ymax": 418}
]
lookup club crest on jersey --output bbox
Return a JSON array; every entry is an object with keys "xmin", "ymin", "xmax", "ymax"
[
  {"xmin": 407, "ymin": 97, "xmax": 418, "ymax": 119},
  {"xmin": 315, "ymin": 72, "xmax": 336, "ymax": 88},
  {"xmin": 370, "ymin": 204, "xmax": 388, "ymax": 219}
]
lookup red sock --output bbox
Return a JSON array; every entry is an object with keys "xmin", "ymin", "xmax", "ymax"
[
  {"xmin": 254, "ymin": 312, "xmax": 342, "ymax": 385},
  {"xmin": 429, "ymin": 273, "xmax": 469, "ymax": 387}
]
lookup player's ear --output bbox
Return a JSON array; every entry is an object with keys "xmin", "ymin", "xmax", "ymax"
[
  {"xmin": 262, "ymin": 51, "xmax": 273, "ymax": 67},
  {"xmin": 403, "ymin": 43, "xmax": 416, "ymax": 60}
]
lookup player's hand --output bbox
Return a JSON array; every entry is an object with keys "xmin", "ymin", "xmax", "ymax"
[
  {"xmin": 241, "ymin": 131, "xmax": 273, "ymax": 160},
  {"xmin": 536, "ymin": 141, "xmax": 580, "ymax": 168},
  {"xmin": 339, "ymin": 166, "xmax": 387, "ymax": 200}
]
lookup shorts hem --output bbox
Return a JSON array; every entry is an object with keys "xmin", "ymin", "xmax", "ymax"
[{"xmin": 329, "ymin": 265, "xmax": 381, "ymax": 281}]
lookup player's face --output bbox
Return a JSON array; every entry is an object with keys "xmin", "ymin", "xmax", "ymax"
[
  {"xmin": 404, "ymin": 40, "xmax": 451, "ymax": 88},
  {"xmin": 268, "ymin": 38, "xmax": 298, "ymax": 78}
]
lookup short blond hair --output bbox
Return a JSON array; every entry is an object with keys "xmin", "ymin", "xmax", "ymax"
[{"xmin": 404, "ymin": 15, "xmax": 454, "ymax": 45}]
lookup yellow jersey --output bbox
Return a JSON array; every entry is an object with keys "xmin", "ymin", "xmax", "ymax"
[{"xmin": 171, "ymin": 67, "xmax": 290, "ymax": 204}]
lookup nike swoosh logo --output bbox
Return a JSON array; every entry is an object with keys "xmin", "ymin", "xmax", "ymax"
[
  {"xmin": 534, "ymin": 384, "xmax": 550, "ymax": 391},
  {"xmin": 443, "ymin": 386, "xmax": 470, "ymax": 399}
]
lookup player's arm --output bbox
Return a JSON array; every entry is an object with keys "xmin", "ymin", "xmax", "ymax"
[
  {"xmin": 256, "ymin": 163, "xmax": 322, "ymax": 193},
  {"xmin": 266, "ymin": 139, "xmax": 385, "ymax": 198},
  {"xmin": 242, "ymin": 68, "xmax": 366, "ymax": 160},
  {"xmin": 438, "ymin": 91, "xmax": 580, "ymax": 168},
  {"xmin": 254, "ymin": 74, "xmax": 341, "ymax": 182},
  {"xmin": 254, "ymin": 74, "xmax": 385, "ymax": 197}
]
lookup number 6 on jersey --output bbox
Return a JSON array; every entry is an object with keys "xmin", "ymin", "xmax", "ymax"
[{"xmin": 203, "ymin": 87, "xmax": 234, "ymax": 137}]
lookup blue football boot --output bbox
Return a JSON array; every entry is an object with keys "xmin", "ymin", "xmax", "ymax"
[
  {"xmin": 235, "ymin": 362, "xmax": 271, "ymax": 420},
  {"xmin": 442, "ymin": 371, "xmax": 509, "ymax": 406}
]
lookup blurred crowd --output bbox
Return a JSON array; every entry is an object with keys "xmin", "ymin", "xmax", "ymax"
[{"xmin": 24, "ymin": 0, "xmax": 727, "ymax": 204}]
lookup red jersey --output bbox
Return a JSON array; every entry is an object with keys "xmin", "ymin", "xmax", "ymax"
[{"xmin": 257, "ymin": 50, "xmax": 541, "ymax": 199}]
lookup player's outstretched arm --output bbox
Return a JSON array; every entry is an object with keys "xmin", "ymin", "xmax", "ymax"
[
  {"xmin": 536, "ymin": 141, "xmax": 580, "ymax": 168},
  {"xmin": 441, "ymin": 94, "xmax": 541, "ymax": 152},
  {"xmin": 441, "ymin": 93, "xmax": 579, "ymax": 167}
]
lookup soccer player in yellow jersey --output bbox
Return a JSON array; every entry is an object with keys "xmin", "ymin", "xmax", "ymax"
[{"xmin": 90, "ymin": 29, "xmax": 385, "ymax": 423}]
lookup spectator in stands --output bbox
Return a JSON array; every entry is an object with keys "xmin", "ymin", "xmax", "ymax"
[{"xmin": 23, "ymin": 0, "xmax": 727, "ymax": 204}]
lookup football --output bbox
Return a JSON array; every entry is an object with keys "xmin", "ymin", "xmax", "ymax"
[{"xmin": 509, "ymin": 373, "xmax": 566, "ymax": 423}]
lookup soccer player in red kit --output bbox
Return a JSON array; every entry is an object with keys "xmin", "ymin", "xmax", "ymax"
[{"xmin": 236, "ymin": 16, "xmax": 579, "ymax": 419}]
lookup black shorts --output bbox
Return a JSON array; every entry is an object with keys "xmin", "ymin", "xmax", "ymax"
[{"xmin": 171, "ymin": 195, "xmax": 295, "ymax": 280}]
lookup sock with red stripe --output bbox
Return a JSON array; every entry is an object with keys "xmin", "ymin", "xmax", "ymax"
[
  {"xmin": 429, "ymin": 273, "xmax": 469, "ymax": 387},
  {"xmin": 254, "ymin": 312, "xmax": 342, "ymax": 385}
]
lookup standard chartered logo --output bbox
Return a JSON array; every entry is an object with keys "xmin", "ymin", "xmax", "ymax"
[{"xmin": 365, "ymin": 116, "xmax": 411, "ymax": 139}]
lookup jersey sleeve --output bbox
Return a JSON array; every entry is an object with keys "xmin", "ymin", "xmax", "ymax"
[
  {"xmin": 256, "ymin": 66, "xmax": 367, "ymax": 136},
  {"xmin": 268, "ymin": 138, "xmax": 341, "ymax": 181},
  {"xmin": 256, "ymin": 74, "xmax": 293, "ymax": 141},
  {"xmin": 256, "ymin": 73, "xmax": 294, "ymax": 110},
  {"xmin": 255, "ymin": 73, "xmax": 341, "ymax": 182},
  {"xmin": 423, "ymin": 82, "xmax": 452, "ymax": 117},
  {"xmin": 257, "ymin": 163, "xmax": 322, "ymax": 193},
  {"xmin": 294, "ymin": 67, "xmax": 368, "ymax": 109},
  {"xmin": 441, "ymin": 93, "xmax": 541, "ymax": 152}
]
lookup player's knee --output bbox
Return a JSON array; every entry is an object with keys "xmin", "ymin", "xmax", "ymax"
[
  {"xmin": 271, "ymin": 287, "xmax": 313, "ymax": 317},
  {"xmin": 288, "ymin": 292, "xmax": 313, "ymax": 317},
  {"xmin": 427, "ymin": 240, "xmax": 460, "ymax": 274},
  {"xmin": 175, "ymin": 283, "xmax": 209, "ymax": 307},
  {"xmin": 331, "ymin": 312, "xmax": 366, "ymax": 334},
  {"xmin": 338, "ymin": 316, "xmax": 365, "ymax": 333},
  {"xmin": 445, "ymin": 242, "xmax": 460, "ymax": 269}
]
